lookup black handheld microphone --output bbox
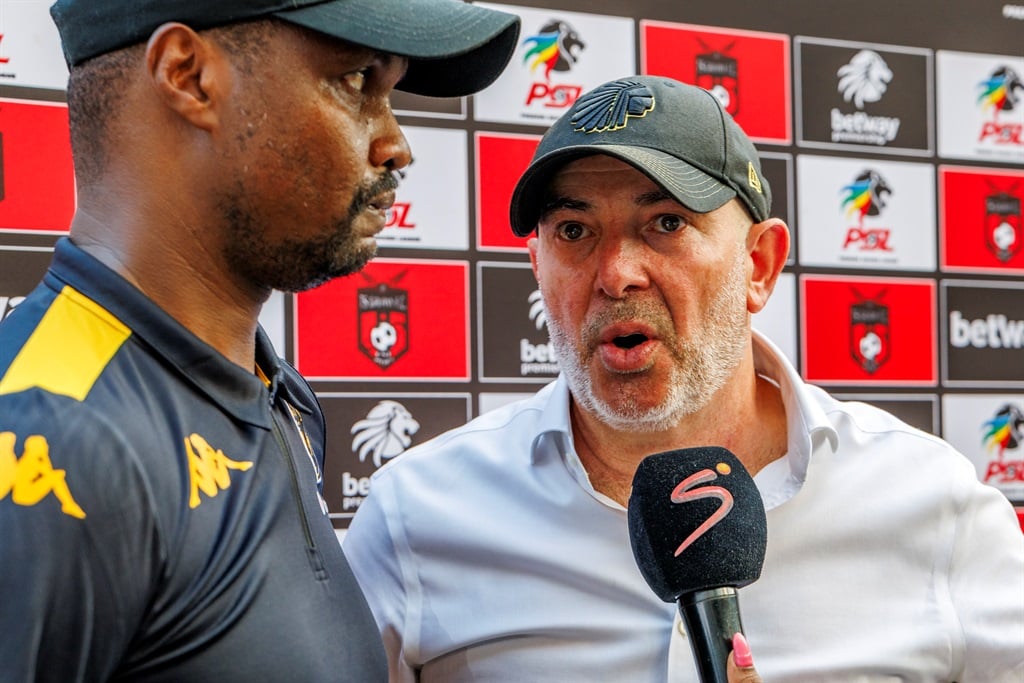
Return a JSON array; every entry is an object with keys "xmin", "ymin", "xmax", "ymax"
[{"xmin": 627, "ymin": 446, "xmax": 768, "ymax": 683}]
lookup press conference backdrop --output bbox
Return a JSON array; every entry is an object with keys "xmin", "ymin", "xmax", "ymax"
[{"xmin": 1, "ymin": 1, "xmax": 1023, "ymax": 532}]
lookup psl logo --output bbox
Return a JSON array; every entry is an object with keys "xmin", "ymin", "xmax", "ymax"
[
  {"xmin": 981, "ymin": 404, "xmax": 1024, "ymax": 485},
  {"xmin": 984, "ymin": 184, "xmax": 1022, "ymax": 262},
  {"xmin": 977, "ymin": 66, "xmax": 1024, "ymax": 145},
  {"xmin": 357, "ymin": 275, "xmax": 409, "ymax": 370},
  {"xmin": 385, "ymin": 202, "xmax": 415, "ymax": 229},
  {"xmin": 837, "ymin": 50, "xmax": 893, "ymax": 108},
  {"xmin": 983, "ymin": 404, "xmax": 1024, "ymax": 460},
  {"xmin": 849, "ymin": 290, "xmax": 891, "ymax": 374},
  {"xmin": 350, "ymin": 400, "xmax": 420, "ymax": 468},
  {"xmin": 841, "ymin": 169, "xmax": 893, "ymax": 251},
  {"xmin": 978, "ymin": 66, "xmax": 1024, "ymax": 117},
  {"xmin": 695, "ymin": 39, "xmax": 739, "ymax": 116},
  {"xmin": 521, "ymin": 19, "xmax": 585, "ymax": 109}
]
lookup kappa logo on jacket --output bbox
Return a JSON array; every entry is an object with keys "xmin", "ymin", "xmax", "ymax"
[
  {"xmin": 183, "ymin": 433, "xmax": 253, "ymax": 509},
  {"xmin": 0, "ymin": 431, "xmax": 86, "ymax": 519}
]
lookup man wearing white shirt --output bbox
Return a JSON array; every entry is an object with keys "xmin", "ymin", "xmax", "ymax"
[{"xmin": 344, "ymin": 75, "xmax": 1024, "ymax": 682}]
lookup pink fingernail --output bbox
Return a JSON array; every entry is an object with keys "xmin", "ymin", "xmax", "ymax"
[{"xmin": 732, "ymin": 632, "xmax": 754, "ymax": 668}]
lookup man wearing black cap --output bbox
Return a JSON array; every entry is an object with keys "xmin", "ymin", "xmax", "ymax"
[
  {"xmin": 344, "ymin": 76, "xmax": 1024, "ymax": 681},
  {"xmin": 0, "ymin": 2, "xmax": 518, "ymax": 681}
]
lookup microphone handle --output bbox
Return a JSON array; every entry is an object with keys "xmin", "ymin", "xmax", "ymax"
[{"xmin": 678, "ymin": 586, "xmax": 745, "ymax": 683}]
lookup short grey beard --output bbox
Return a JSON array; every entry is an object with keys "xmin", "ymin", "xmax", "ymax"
[{"xmin": 545, "ymin": 247, "xmax": 750, "ymax": 433}]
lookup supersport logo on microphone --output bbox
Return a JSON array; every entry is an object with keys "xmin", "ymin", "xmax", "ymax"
[{"xmin": 670, "ymin": 462, "xmax": 735, "ymax": 557}]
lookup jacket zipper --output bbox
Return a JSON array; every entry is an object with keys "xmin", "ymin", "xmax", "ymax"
[{"xmin": 270, "ymin": 408, "xmax": 328, "ymax": 579}]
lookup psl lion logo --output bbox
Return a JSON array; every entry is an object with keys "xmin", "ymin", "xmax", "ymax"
[
  {"xmin": 978, "ymin": 66, "xmax": 1024, "ymax": 117},
  {"xmin": 350, "ymin": 400, "xmax": 420, "ymax": 468},
  {"xmin": 841, "ymin": 169, "xmax": 893, "ymax": 228},
  {"xmin": 837, "ymin": 50, "xmax": 893, "ymax": 109},
  {"xmin": 982, "ymin": 404, "xmax": 1024, "ymax": 461},
  {"xmin": 522, "ymin": 19, "xmax": 585, "ymax": 80}
]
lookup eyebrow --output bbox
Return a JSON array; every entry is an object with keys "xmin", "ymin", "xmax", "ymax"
[
  {"xmin": 539, "ymin": 188, "xmax": 676, "ymax": 221},
  {"xmin": 539, "ymin": 196, "xmax": 590, "ymax": 219},
  {"xmin": 636, "ymin": 189, "xmax": 674, "ymax": 206}
]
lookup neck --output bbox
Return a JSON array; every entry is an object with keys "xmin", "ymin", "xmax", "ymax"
[{"xmin": 70, "ymin": 208, "xmax": 267, "ymax": 371}]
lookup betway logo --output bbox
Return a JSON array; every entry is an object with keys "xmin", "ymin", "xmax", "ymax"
[
  {"xmin": 950, "ymin": 310, "xmax": 1024, "ymax": 348},
  {"xmin": 831, "ymin": 109, "xmax": 900, "ymax": 145},
  {"xmin": 1004, "ymin": 4, "xmax": 1024, "ymax": 20}
]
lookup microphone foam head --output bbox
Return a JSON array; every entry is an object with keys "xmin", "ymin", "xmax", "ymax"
[{"xmin": 627, "ymin": 446, "xmax": 768, "ymax": 602}]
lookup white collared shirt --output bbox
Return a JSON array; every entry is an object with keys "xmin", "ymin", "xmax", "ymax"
[{"xmin": 344, "ymin": 331, "xmax": 1024, "ymax": 682}]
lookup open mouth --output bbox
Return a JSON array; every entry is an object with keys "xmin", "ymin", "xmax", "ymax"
[{"xmin": 613, "ymin": 333, "xmax": 648, "ymax": 349}]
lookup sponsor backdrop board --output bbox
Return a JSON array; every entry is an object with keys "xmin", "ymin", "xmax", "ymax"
[
  {"xmin": 796, "ymin": 154, "xmax": 937, "ymax": 271},
  {"xmin": 474, "ymin": 4, "xmax": 636, "ymax": 127},
  {"xmin": 375, "ymin": 126, "xmax": 471, "ymax": 252},
  {"xmin": 936, "ymin": 50, "xmax": 1024, "ymax": 165},
  {"xmin": 942, "ymin": 393, "xmax": 1024, "ymax": 504},
  {"xmin": 640, "ymin": 21, "xmax": 792, "ymax": 144},
  {"xmin": 2, "ymin": 1, "xmax": 1023, "ymax": 530},
  {"xmin": 795, "ymin": 37, "xmax": 933, "ymax": 156}
]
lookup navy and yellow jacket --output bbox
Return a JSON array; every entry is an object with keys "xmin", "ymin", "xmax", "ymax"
[{"xmin": 0, "ymin": 238, "xmax": 386, "ymax": 682}]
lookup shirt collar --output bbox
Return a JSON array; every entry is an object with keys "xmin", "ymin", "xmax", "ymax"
[
  {"xmin": 751, "ymin": 329, "xmax": 839, "ymax": 487},
  {"xmin": 530, "ymin": 375, "xmax": 574, "ymax": 465},
  {"xmin": 48, "ymin": 237, "xmax": 302, "ymax": 429}
]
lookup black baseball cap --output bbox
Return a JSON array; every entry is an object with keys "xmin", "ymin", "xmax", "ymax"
[
  {"xmin": 49, "ymin": 0, "xmax": 521, "ymax": 98},
  {"xmin": 509, "ymin": 75, "xmax": 771, "ymax": 236}
]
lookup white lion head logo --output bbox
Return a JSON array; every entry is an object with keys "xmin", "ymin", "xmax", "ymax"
[
  {"xmin": 837, "ymin": 50, "xmax": 893, "ymax": 109},
  {"xmin": 351, "ymin": 400, "xmax": 420, "ymax": 468},
  {"xmin": 528, "ymin": 289, "xmax": 547, "ymax": 330}
]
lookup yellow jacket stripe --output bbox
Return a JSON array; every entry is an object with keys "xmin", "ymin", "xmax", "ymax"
[{"xmin": 0, "ymin": 286, "xmax": 131, "ymax": 401}]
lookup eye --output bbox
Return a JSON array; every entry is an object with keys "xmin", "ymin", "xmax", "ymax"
[
  {"xmin": 555, "ymin": 222, "xmax": 588, "ymax": 241},
  {"xmin": 655, "ymin": 214, "xmax": 685, "ymax": 233},
  {"xmin": 342, "ymin": 68, "xmax": 369, "ymax": 92}
]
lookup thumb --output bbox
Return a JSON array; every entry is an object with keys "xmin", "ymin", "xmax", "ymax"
[{"xmin": 727, "ymin": 632, "xmax": 762, "ymax": 683}]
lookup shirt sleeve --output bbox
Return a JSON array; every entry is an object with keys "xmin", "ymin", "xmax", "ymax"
[
  {"xmin": 343, "ymin": 470, "xmax": 421, "ymax": 683},
  {"xmin": 946, "ymin": 459, "xmax": 1024, "ymax": 682},
  {"xmin": 0, "ymin": 395, "xmax": 163, "ymax": 682}
]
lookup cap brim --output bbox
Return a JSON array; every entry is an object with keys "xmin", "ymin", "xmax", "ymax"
[
  {"xmin": 509, "ymin": 146, "xmax": 738, "ymax": 236},
  {"xmin": 275, "ymin": 0, "xmax": 520, "ymax": 97}
]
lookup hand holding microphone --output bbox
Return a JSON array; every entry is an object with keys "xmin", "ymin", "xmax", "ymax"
[{"xmin": 627, "ymin": 446, "xmax": 768, "ymax": 683}]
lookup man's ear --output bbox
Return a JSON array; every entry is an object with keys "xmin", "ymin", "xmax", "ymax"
[
  {"xmin": 527, "ymin": 235, "xmax": 541, "ymax": 281},
  {"xmin": 145, "ymin": 22, "xmax": 222, "ymax": 132},
  {"xmin": 746, "ymin": 217, "xmax": 790, "ymax": 314}
]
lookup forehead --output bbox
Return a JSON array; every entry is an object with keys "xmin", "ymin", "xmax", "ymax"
[
  {"xmin": 548, "ymin": 154, "xmax": 660, "ymax": 193},
  {"xmin": 274, "ymin": 22, "xmax": 403, "ymax": 70}
]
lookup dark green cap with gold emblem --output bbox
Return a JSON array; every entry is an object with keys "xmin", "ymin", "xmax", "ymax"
[{"xmin": 509, "ymin": 75, "xmax": 771, "ymax": 236}]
